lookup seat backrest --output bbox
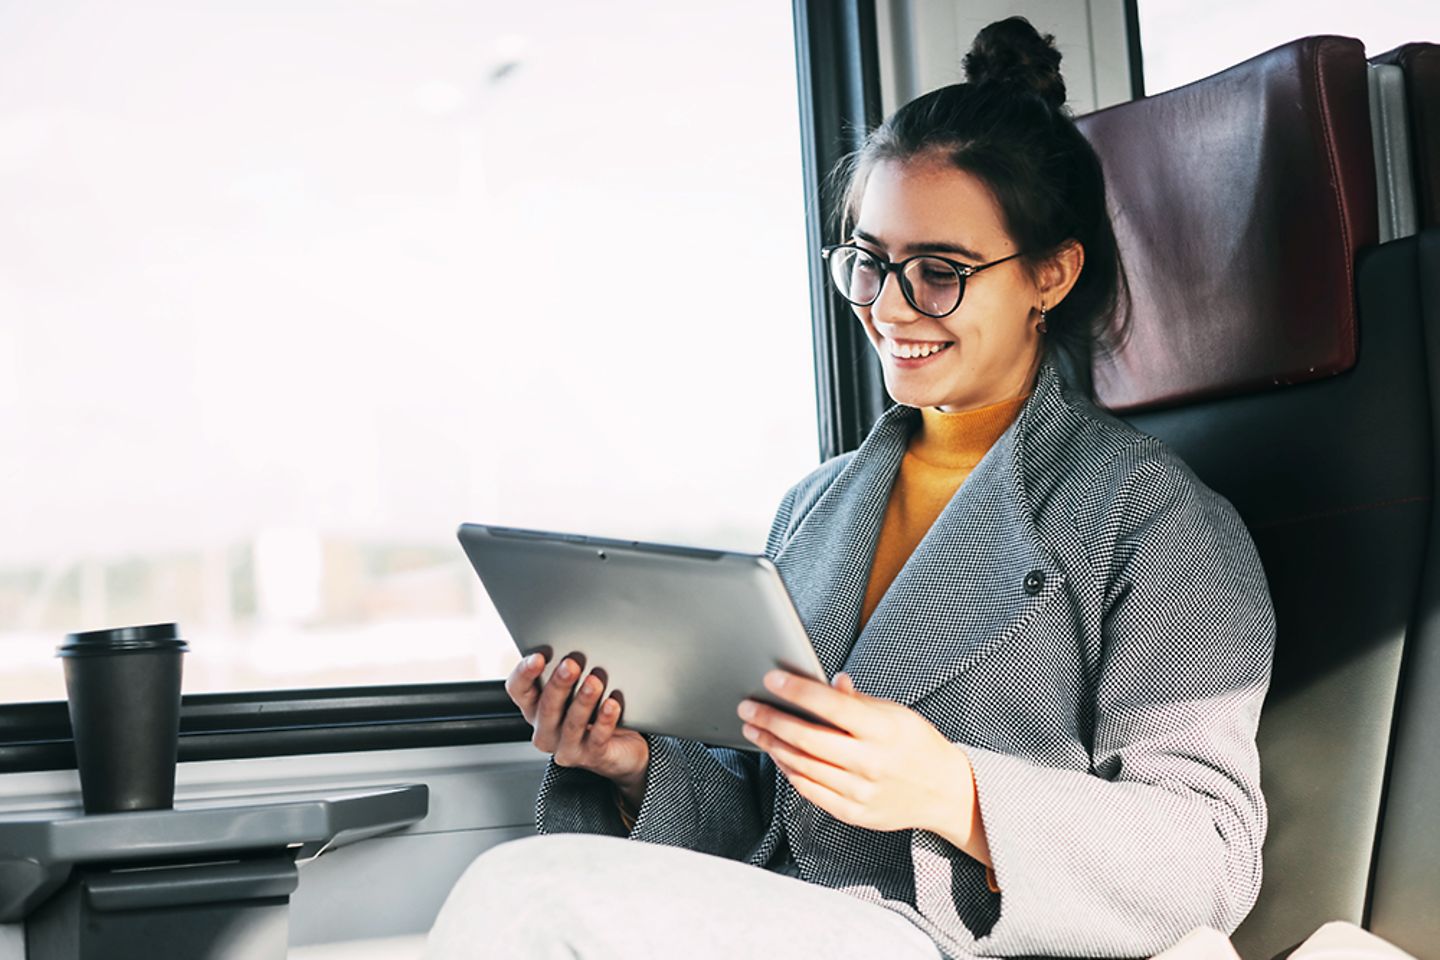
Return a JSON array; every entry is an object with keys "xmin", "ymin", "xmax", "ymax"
[
  {"xmin": 1077, "ymin": 37, "xmax": 1432, "ymax": 960},
  {"xmin": 1365, "ymin": 43, "xmax": 1440, "ymax": 959},
  {"xmin": 1079, "ymin": 37, "xmax": 1375, "ymax": 416},
  {"xmin": 1372, "ymin": 43, "xmax": 1440, "ymax": 230},
  {"xmin": 1366, "ymin": 225, "xmax": 1440, "ymax": 957}
]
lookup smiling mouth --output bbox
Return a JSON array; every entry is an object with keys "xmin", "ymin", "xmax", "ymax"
[{"xmin": 888, "ymin": 340, "xmax": 954, "ymax": 359}]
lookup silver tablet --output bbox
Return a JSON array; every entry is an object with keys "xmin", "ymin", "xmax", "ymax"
[{"xmin": 457, "ymin": 522, "xmax": 830, "ymax": 751}]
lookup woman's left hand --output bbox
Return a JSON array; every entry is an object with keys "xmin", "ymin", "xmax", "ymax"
[{"xmin": 738, "ymin": 670, "xmax": 987, "ymax": 860}]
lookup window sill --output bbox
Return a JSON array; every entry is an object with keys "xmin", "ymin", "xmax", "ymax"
[{"xmin": 0, "ymin": 682, "xmax": 530, "ymax": 774}]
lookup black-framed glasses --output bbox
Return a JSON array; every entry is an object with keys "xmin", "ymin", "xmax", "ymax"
[{"xmin": 820, "ymin": 243, "xmax": 1025, "ymax": 319}]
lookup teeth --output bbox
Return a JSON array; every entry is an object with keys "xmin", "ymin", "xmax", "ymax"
[{"xmin": 891, "ymin": 341, "xmax": 950, "ymax": 359}]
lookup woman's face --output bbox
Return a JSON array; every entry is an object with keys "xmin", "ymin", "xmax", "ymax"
[{"xmin": 850, "ymin": 156, "xmax": 1045, "ymax": 412}]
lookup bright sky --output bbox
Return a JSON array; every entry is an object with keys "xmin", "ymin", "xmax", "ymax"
[
  {"xmin": 1141, "ymin": 0, "xmax": 1438, "ymax": 94},
  {"xmin": 0, "ymin": 0, "xmax": 819, "ymax": 567}
]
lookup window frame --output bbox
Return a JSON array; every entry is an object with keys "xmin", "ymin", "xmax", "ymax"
[
  {"xmin": 795, "ymin": 0, "xmax": 890, "ymax": 461},
  {"xmin": 0, "ymin": 1, "xmax": 886, "ymax": 775},
  {"xmin": 1125, "ymin": 0, "xmax": 1147, "ymax": 99}
]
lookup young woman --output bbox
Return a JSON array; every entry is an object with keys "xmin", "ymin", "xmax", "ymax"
[{"xmin": 428, "ymin": 18, "xmax": 1274, "ymax": 960}]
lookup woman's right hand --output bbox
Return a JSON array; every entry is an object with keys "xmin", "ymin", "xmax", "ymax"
[{"xmin": 505, "ymin": 653, "xmax": 650, "ymax": 807}]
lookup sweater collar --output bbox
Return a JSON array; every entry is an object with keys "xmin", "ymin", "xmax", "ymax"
[{"xmin": 913, "ymin": 393, "xmax": 1030, "ymax": 470}]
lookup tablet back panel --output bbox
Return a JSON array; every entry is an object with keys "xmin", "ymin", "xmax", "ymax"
[{"xmin": 457, "ymin": 523, "xmax": 827, "ymax": 751}]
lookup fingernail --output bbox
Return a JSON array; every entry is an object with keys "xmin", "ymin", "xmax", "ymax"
[
  {"xmin": 526, "ymin": 653, "xmax": 541, "ymax": 668},
  {"xmin": 603, "ymin": 700, "xmax": 618, "ymax": 714},
  {"xmin": 737, "ymin": 701, "xmax": 757, "ymax": 720},
  {"xmin": 584, "ymin": 677, "xmax": 601, "ymax": 695},
  {"xmin": 764, "ymin": 671, "xmax": 786, "ymax": 691},
  {"xmin": 558, "ymin": 660, "xmax": 574, "ymax": 679},
  {"xmin": 742, "ymin": 724, "xmax": 759, "ymax": 740}
]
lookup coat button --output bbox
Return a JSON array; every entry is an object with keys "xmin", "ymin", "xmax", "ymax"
[{"xmin": 1023, "ymin": 570, "xmax": 1045, "ymax": 595}]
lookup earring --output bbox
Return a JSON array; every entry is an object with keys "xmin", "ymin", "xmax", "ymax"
[{"xmin": 1037, "ymin": 305, "xmax": 1049, "ymax": 334}]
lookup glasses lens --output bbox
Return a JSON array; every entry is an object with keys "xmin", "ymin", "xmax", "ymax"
[
  {"xmin": 829, "ymin": 247, "xmax": 883, "ymax": 305},
  {"xmin": 901, "ymin": 257, "xmax": 964, "ymax": 317}
]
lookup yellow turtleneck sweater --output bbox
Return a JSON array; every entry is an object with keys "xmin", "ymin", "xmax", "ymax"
[{"xmin": 860, "ymin": 393, "xmax": 1029, "ymax": 626}]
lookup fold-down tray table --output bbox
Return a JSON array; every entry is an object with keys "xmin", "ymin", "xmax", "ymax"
[{"xmin": 0, "ymin": 784, "xmax": 429, "ymax": 960}]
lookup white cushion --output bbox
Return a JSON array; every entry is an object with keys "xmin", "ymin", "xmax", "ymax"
[{"xmin": 1290, "ymin": 921, "xmax": 1419, "ymax": 959}]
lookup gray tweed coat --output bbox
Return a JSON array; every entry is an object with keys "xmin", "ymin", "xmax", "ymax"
[{"xmin": 536, "ymin": 362, "xmax": 1275, "ymax": 960}]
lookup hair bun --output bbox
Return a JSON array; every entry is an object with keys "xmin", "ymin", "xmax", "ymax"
[{"xmin": 963, "ymin": 17, "xmax": 1067, "ymax": 111}]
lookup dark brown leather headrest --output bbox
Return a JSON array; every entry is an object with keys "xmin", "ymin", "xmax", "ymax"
[
  {"xmin": 1077, "ymin": 37, "xmax": 1378, "ymax": 413},
  {"xmin": 1372, "ymin": 42, "xmax": 1440, "ymax": 230}
]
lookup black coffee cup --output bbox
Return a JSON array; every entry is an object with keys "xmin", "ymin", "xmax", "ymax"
[{"xmin": 58, "ymin": 622, "xmax": 188, "ymax": 814}]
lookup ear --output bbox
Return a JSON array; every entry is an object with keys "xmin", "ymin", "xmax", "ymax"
[{"xmin": 1035, "ymin": 240, "xmax": 1085, "ymax": 311}]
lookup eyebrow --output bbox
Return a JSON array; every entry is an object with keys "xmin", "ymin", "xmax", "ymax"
[{"xmin": 853, "ymin": 229, "xmax": 984, "ymax": 263}]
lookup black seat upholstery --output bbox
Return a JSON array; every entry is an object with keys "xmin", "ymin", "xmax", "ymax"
[
  {"xmin": 1076, "ymin": 37, "xmax": 1434, "ymax": 959},
  {"xmin": 1366, "ymin": 227, "xmax": 1440, "ymax": 960},
  {"xmin": 1364, "ymin": 43, "xmax": 1440, "ymax": 955}
]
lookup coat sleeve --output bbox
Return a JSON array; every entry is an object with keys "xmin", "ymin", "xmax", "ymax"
[
  {"xmin": 534, "ymin": 483, "xmax": 805, "ymax": 857},
  {"xmin": 534, "ymin": 735, "xmax": 769, "ymax": 859},
  {"xmin": 914, "ymin": 453, "xmax": 1274, "ymax": 958}
]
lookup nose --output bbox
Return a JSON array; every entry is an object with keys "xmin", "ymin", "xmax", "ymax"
[{"xmin": 869, "ymin": 269, "xmax": 920, "ymax": 326}]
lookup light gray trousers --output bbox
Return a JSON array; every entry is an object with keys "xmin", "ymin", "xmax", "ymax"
[{"xmin": 425, "ymin": 834, "xmax": 944, "ymax": 959}]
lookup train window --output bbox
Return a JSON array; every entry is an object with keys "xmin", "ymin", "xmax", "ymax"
[
  {"xmin": 0, "ymin": 1, "xmax": 817, "ymax": 701},
  {"xmin": 1138, "ymin": 0, "xmax": 1434, "ymax": 94}
]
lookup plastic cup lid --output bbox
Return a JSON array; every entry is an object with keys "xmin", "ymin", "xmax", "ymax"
[{"xmin": 58, "ymin": 622, "xmax": 189, "ymax": 656}]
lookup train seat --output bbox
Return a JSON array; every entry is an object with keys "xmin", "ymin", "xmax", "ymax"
[
  {"xmin": 1076, "ymin": 35, "xmax": 1433, "ymax": 959},
  {"xmin": 1368, "ymin": 55, "xmax": 1421, "ymax": 241},
  {"xmin": 1364, "ymin": 230, "xmax": 1440, "ymax": 959},
  {"xmin": 1365, "ymin": 40, "xmax": 1440, "ymax": 956}
]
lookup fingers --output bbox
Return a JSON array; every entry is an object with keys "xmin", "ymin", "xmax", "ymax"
[
  {"xmin": 738, "ymin": 698, "xmax": 872, "ymax": 774},
  {"xmin": 555, "ymin": 673, "xmax": 606, "ymax": 762},
  {"xmin": 533, "ymin": 656, "xmax": 582, "ymax": 752},
  {"xmin": 585, "ymin": 694, "xmax": 624, "ymax": 751},
  {"xmin": 774, "ymin": 755, "xmax": 866, "ymax": 826},
  {"xmin": 504, "ymin": 653, "xmax": 547, "ymax": 724},
  {"xmin": 831, "ymin": 672, "xmax": 857, "ymax": 695},
  {"xmin": 762, "ymin": 670, "xmax": 880, "ymax": 737},
  {"xmin": 745, "ymin": 722, "xmax": 871, "ymax": 802}
]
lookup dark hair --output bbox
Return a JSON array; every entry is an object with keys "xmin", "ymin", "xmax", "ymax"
[{"xmin": 834, "ymin": 16, "xmax": 1128, "ymax": 382}]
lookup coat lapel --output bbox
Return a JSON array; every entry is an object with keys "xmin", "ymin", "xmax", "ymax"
[
  {"xmin": 770, "ymin": 402, "xmax": 915, "ymax": 677},
  {"xmin": 775, "ymin": 366, "xmax": 1071, "ymax": 706},
  {"xmin": 842, "ymin": 418, "xmax": 1066, "ymax": 706}
]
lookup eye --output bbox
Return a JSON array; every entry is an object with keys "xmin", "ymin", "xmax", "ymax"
[{"xmin": 916, "ymin": 261, "xmax": 960, "ymax": 285}]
